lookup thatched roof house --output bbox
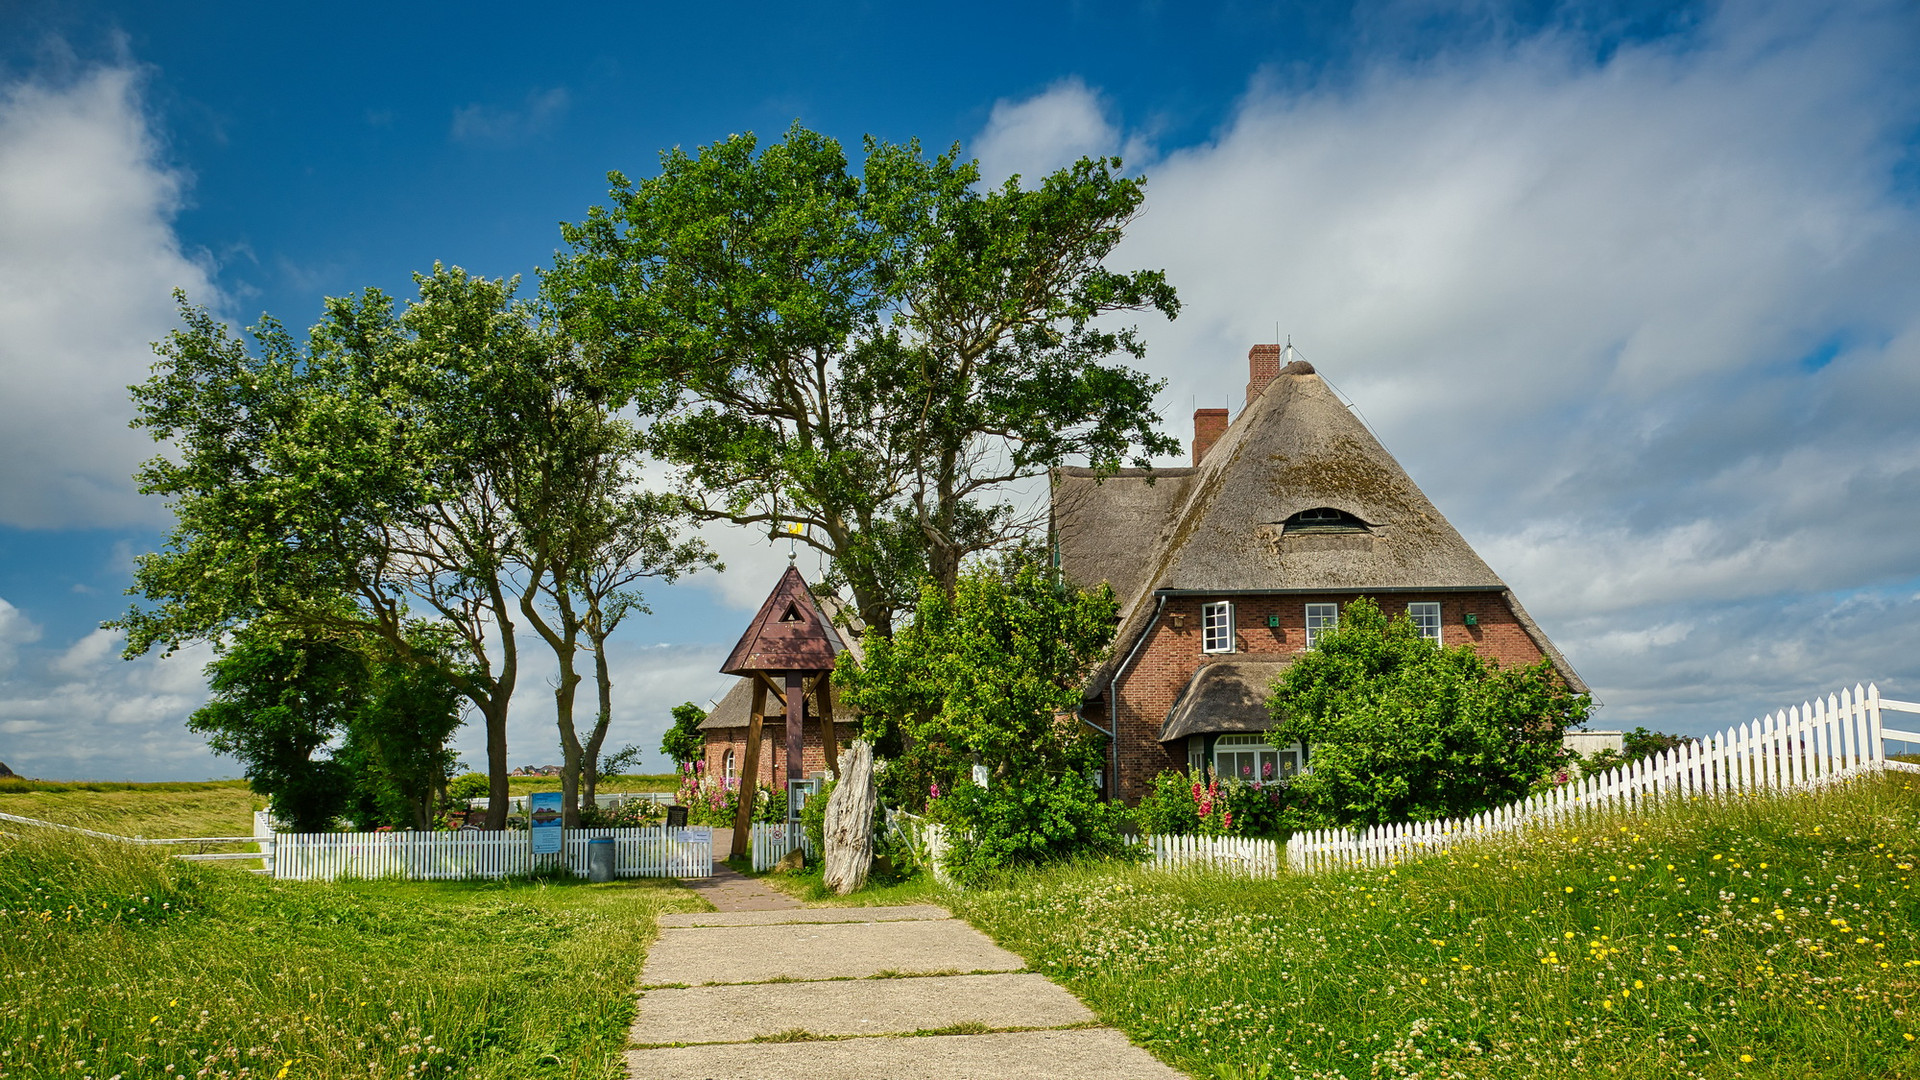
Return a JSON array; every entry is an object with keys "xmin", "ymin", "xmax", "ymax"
[{"xmin": 1055, "ymin": 345, "xmax": 1584, "ymax": 800}]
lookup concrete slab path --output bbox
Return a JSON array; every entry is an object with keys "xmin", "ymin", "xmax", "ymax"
[{"xmin": 627, "ymin": 903, "xmax": 1184, "ymax": 1079}]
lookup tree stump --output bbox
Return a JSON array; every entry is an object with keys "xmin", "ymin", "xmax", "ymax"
[{"xmin": 822, "ymin": 740, "xmax": 877, "ymax": 895}]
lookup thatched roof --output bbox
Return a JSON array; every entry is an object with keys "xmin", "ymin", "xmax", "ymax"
[
  {"xmin": 1065, "ymin": 370, "xmax": 1585, "ymax": 696},
  {"xmin": 696, "ymin": 673, "xmax": 866, "ymax": 731},
  {"xmin": 1158, "ymin": 659, "xmax": 1293, "ymax": 742}
]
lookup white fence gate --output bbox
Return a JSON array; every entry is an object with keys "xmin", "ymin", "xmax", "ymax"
[
  {"xmin": 750, "ymin": 822, "xmax": 814, "ymax": 871},
  {"xmin": 1288, "ymin": 683, "xmax": 1920, "ymax": 873},
  {"xmin": 271, "ymin": 826, "xmax": 712, "ymax": 881}
]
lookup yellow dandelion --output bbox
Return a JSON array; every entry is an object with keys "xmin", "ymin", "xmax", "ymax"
[
  {"xmin": 1565, "ymin": 886, "xmax": 1575, "ymax": 893},
  {"xmin": 1634, "ymin": 980, "xmax": 1644, "ymax": 989},
  {"xmin": 1741, "ymin": 1054, "xmax": 1754, "ymax": 1063},
  {"xmin": 1602, "ymin": 999, "xmax": 1614, "ymax": 1010}
]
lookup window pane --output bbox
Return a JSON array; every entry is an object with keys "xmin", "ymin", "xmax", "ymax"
[
  {"xmin": 1203, "ymin": 602, "xmax": 1234, "ymax": 653},
  {"xmin": 1304, "ymin": 603, "xmax": 1338, "ymax": 647},
  {"xmin": 1408, "ymin": 602, "xmax": 1441, "ymax": 643}
]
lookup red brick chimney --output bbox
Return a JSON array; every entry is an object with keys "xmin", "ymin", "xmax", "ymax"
[
  {"xmin": 1245, "ymin": 343, "xmax": 1283, "ymax": 404},
  {"xmin": 1192, "ymin": 408, "xmax": 1228, "ymax": 465}
]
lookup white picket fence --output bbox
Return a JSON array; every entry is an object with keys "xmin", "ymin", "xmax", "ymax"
[
  {"xmin": 1147, "ymin": 833, "xmax": 1283, "ymax": 877},
  {"xmin": 750, "ymin": 822, "xmax": 815, "ymax": 871},
  {"xmin": 271, "ymin": 826, "xmax": 712, "ymax": 881},
  {"xmin": 1288, "ymin": 682, "xmax": 1920, "ymax": 873}
]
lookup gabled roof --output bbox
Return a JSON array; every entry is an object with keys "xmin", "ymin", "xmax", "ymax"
[
  {"xmin": 1064, "ymin": 368, "xmax": 1585, "ymax": 696},
  {"xmin": 720, "ymin": 564, "xmax": 845, "ymax": 676}
]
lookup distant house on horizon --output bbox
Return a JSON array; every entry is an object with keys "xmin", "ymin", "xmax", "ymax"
[{"xmin": 1053, "ymin": 344, "xmax": 1587, "ymax": 802}]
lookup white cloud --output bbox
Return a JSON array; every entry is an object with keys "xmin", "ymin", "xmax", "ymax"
[
  {"xmin": 974, "ymin": 77, "xmax": 1131, "ymax": 188},
  {"xmin": 449, "ymin": 87, "xmax": 570, "ymax": 145},
  {"xmin": 0, "ymin": 628, "xmax": 217, "ymax": 780},
  {"xmin": 0, "ymin": 63, "xmax": 219, "ymax": 528},
  {"xmin": 981, "ymin": 2, "xmax": 1920, "ymax": 733},
  {"xmin": 0, "ymin": 597, "xmax": 43, "ymax": 674}
]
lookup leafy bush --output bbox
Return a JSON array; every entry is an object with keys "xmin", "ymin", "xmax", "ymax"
[
  {"xmin": 447, "ymin": 772, "xmax": 489, "ymax": 805},
  {"xmin": 841, "ymin": 557, "xmax": 1118, "ymax": 814},
  {"xmin": 936, "ymin": 774, "xmax": 1140, "ymax": 883},
  {"xmin": 1271, "ymin": 597, "xmax": 1589, "ymax": 827}
]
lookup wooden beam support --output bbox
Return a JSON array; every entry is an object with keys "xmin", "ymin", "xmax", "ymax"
[
  {"xmin": 730, "ymin": 681, "xmax": 767, "ymax": 860},
  {"xmin": 785, "ymin": 670, "xmax": 806, "ymax": 795},
  {"xmin": 753, "ymin": 670, "xmax": 788, "ymax": 706},
  {"xmin": 817, "ymin": 671, "xmax": 840, "ymax": 780}
]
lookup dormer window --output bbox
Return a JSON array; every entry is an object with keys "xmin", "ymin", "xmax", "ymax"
[{"xmin": 1283, "ymin": 507, "xmax": 1369, "ymax": 534}]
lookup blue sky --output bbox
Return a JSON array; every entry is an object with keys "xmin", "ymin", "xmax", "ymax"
[{"xmin": 1, "ymin": 0, "xmax": 1916, "ymax": 780}]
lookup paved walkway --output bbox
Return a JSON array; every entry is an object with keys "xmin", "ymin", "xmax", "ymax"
[
  {"xmin": 679, "ymin": 863, "xmax": 802, "ymax": 911},
  {"xmin": 627, "ymin": 903, "xmax": 1183, "ymax": 1079}
]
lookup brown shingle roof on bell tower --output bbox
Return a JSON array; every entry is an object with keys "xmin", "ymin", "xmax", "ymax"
[{"xmin": 720, "ymin": 564, "xmax": 846, "ymax": 675}]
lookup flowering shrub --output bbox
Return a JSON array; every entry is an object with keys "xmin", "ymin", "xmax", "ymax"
[
  {"xmin": 1133, "ymin": 770, "xmax": 1296, "ymax": 838},
  {"xmin": 577, "ymin": 799, "xmax": 664, "ymax": 828},
  {"xmin": 675, "ymin": 761, "xmax": 787, "ymax": 826}
]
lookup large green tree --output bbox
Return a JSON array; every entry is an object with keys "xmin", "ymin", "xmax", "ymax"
[
  {"xmin": 547, "ymin": 124, "xmax": 1178, "ymax": 635},
  {"xmin": 119, "ymin": 268, "xmax": 562, "ymax": 828},
  {"xmin": 1268, "ymin": 597, "xmax": 1591, "ymax": 827}
]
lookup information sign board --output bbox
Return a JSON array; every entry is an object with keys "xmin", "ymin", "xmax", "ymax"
[{"xmin": 529, "ymin": 790, "xmax": 564, "ymax": 854}]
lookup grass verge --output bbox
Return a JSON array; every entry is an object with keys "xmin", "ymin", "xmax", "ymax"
[
  {"xmin": 950, "ymin": 773, "xmax": 1920, "ymax": 1079},
  {"xmin": 1, "ymin": 828, "xmax": 699, "ymax": 1079}
]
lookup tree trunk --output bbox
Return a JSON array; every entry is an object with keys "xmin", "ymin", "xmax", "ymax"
[
  {"xmin": 822, "ymin": 740, "xmax": 876, "ymax": 895},
  {"xmin": 582, "ymin": 630, "xmax": 615, "ymax": 804},
  {"xmin": 483, "ymin": 694, "xmax": 511, "ymax": 830}
]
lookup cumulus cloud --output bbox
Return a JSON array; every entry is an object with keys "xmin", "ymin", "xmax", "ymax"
[
  {"xmin": 0, "ymin": 63, "xmax": 219, "ymax": 528},
  {"xmin": 979, "ymin": 2, "xmax": 1920, "ymax": 732},
  {"xmin": 0, "ymin": 624, "xmax": 217, "ymax": 781},
  {"xmin": 449, "ymin": 87, "xmax": 570, "ymax": 145},
  {"xmin": 0, "ymin": 597, "xmax": 42, "ymax": 675}
]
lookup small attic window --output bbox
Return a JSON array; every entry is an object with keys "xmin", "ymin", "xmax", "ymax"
[
  {"xmin": 779, "ymin": 602, "xmax": 804, "ymax": 623},
  {"xmin": 1282, "ymin": 507, "xmax": 1370, "ymax": 534}
]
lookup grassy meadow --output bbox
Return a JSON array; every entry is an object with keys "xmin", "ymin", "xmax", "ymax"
[
  {"xmin": 0, "ymin": 827, "xmax": 701, "ymax": 1080},
  {"xmin": 504, "ymin": 775, "xmax": 677, "ymax": 796},
  {"xmin": 0, "ymin": 780, "xmax": 261, "ymax": 839},
  {"xmin": 951, "ymin": 773, "xmax": 1920, "ymax": 1079}
]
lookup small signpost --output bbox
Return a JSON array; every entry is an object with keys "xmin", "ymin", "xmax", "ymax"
[{"xmin": 529, "ymin": 790, "xmax": 564, "ymax": 855}]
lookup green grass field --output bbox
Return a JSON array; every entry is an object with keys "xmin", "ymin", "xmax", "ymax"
[
  {"xmin": 0, "ymin": 829, "xmax": 700, "ymax": 1079},
  {"xmin": 0, "ymin": 779, "xmax": 261, "ymax": 839},
  {"xmin": 951, "ymin": 773, "xmax": 1920, "ymax": 1079},
  {"xmin": 504, "ymin": 775, "xmax": 678, "ymax": 796}
]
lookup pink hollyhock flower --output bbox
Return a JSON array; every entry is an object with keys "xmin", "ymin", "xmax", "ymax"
[{"xmin": 1222, "ymin": 811, "xmax": 1233, "ymax": 830}]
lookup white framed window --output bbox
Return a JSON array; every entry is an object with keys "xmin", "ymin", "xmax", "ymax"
[
  {"xmin": 1187, "ymin": 735, "xmax": 1206, "ymax": 774},
  {"xmin": 1202, "ymin": 601, "xmax": 1235, "ymax": 654},
  {"xmin": 1213, "ymin": 734, "xmax": 1302, "ymax": 782},
  {"xmin": 1304, "ymin": 603, "xmax": 1339, "ymax": 648},
  {"xmin": 722, "ymin": 749, "xmax": 736, "ymax": 781},
  {"xmin": 1408, "ymin": 602, "xmax": 1442, "ymax": 643}
]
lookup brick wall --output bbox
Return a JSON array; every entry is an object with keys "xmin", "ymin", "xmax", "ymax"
[
  {"xmin": 700, "ymin": 721, "xmax": 860, "ymax": 789},
  {"xmin": 1107, "ymin": 591, "xmax": 1547, "ymax": 801}
]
